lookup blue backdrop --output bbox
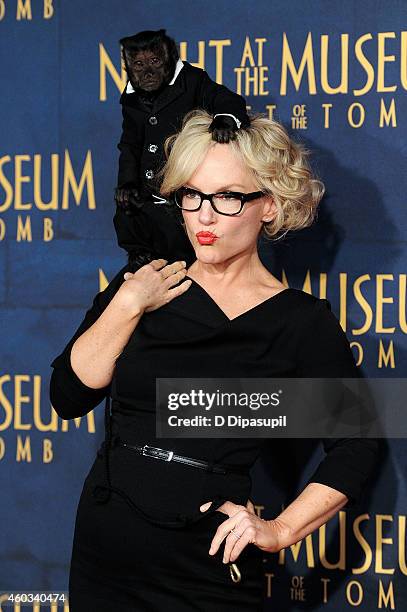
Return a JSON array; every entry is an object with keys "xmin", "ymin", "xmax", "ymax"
[{"xmin": 1, "ymin": 1, "xmax": 406, "ymax": 609}]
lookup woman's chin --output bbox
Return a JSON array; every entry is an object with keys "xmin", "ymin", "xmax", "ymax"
[{"xmin": 194, "ymin": 246, "xmax": 223, "ymax": 263}]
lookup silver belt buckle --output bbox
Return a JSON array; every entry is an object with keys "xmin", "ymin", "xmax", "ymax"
[{"xmin": 142, "ymin": 444, "xmax": 174, "ymax": 461}]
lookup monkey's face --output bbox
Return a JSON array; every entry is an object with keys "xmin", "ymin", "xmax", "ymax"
[{"xmin": 124, "ymin": 45, "xmax": 173, "ymax": 92}]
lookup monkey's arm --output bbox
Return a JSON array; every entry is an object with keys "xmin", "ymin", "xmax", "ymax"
[
  {"xmin": 117, "ymin": 103, "xmax": 143, "ymax": 189},
  {"xmin": 115, "ymin": 101, "xmax": 147, "ymax": 212},
  {"xmin": 198, "ymin": 70, "xmax": 250, "ymax": 141}
]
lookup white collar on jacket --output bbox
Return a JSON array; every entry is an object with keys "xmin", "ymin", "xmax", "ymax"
[{"xmin": 126, "ymin": 59, "xmax": 184, "ymax": 94}]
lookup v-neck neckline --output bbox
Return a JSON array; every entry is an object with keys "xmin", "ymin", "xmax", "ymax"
[{"xmin": 185, "ymin": 275, "xmax": 294, "ymax": 323}]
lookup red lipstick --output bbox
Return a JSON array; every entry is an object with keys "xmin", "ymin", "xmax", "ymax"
[{"xmin": 196, "ymin": 231, "xmax": 218, "ymax": 245}]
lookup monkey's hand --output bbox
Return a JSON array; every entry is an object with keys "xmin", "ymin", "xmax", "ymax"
[
  {"xmin": 209, "ymin": 115, "xmax": 238, "ymax": 144},
  {"xmin": 114, "ymin": 186, "xmax": 145, "ymax": 216},
  {"xmin": 127, "ymin": 250, "xmax": 159, "ymax": 272}
]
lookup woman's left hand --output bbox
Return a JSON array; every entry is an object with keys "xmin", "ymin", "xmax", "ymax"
[{"xmin": 199, "ymin": 500, "xmax": 283, "ymax": 563}]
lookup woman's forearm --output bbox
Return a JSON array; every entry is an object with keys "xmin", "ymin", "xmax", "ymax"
[
  {"xmin": 70, "ymin": 291, "xmax": 142, "ymax": 389},
  {"xmin": 273, "ymin": 482, "xmax": 348, "ymax": 550}
]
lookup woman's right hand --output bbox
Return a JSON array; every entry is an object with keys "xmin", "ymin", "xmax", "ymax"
[{"xmin": 118, "ymin": 258, "xmax": 192, "ymax": 316}]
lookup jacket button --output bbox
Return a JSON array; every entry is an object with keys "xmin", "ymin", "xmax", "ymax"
[
  {"xmin": 145, "ymin": 170, "xmax": 154, "ymax": 179},
  {"xmin": 148, "ymin": 144, "xmax": 158, "ymax": 153},
  {"xmin": 149, "ymin": 116, "xmax": 158, "ymax": 125}
]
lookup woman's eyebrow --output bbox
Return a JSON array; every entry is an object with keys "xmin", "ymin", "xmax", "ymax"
[{"xmin": 185, "ymin": 183, "xmax": 247, "ymax": 191}]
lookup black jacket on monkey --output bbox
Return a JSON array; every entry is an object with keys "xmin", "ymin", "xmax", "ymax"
[{"xmin": 113, "ymin": 29, "xmax": 250, "ymax": 271}]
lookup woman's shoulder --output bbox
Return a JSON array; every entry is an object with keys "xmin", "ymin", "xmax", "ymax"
[
  {"xmin": 252, "ymin": 286, "xmax": 337, "ymax": 337},
  {"xmin": 281, "ymin": 287, "xmax": 332, "ymax": 312},
  {"xmin": 274, "ymin": 287, "xmax": 339, "ymax": 333}
]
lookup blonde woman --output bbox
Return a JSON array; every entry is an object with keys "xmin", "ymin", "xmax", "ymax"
[{"xmin": 50, "ymin": 110, "xmax": 378, "ymax": 611}]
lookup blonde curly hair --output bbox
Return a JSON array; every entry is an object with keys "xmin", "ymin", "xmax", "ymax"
[{"xmin": 157, "ymin": 109, "xmax": 325, "ymax": 239}]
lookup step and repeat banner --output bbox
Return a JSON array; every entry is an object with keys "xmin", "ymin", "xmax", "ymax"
[{"xmin": 1, "ymin": 1, "xmax": 406, "ymax": 609}]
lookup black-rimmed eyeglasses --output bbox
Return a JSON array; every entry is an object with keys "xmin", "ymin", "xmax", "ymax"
[{"xmin": 173, "ymin": 187, "xmax": 265, "ymax": 216}]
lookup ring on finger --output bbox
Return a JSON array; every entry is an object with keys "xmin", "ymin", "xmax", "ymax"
[
  {"xmin": 230, "ymin": 528, "xmax": 241, "ymax": 539},
  {"xmin": 165, "ymin": 266, "xmax": 185, "ymax": 279}
]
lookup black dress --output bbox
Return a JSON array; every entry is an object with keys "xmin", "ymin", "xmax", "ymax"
[{"xmin": 49, "ymin": 264, "xmax": 379, "ymax": 611}]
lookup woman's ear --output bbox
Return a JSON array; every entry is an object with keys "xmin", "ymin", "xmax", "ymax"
[{"xmin": 261, "ymin": 195, "xmax": 276, "ymax": 223}]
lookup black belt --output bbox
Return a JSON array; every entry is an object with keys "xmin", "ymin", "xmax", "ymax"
[
  {"xmin": 119, "ymin": 441, "xmax": 249, "ymax": 476},
  {"xmin": 95, "ymin": 395, "xmax": 239, "ymax": 530}
]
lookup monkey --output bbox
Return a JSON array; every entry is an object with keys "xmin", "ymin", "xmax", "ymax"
[{"xmin": 113, "ymin": 28, "xmax": 250, "ymax": 270}]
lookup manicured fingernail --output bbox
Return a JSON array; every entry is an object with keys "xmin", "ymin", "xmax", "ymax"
[
  {"xmin": 200, "ymin": 501, "xmax": 212, "ymax": 512},
  {"xmin": 223, "ymin": 557, "xmax": 227, "ymax": 564}
]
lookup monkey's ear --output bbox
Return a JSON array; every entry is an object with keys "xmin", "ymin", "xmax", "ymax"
[{"xmin": 120, "ymin": 48, "xmax": 129, "ymax": 74}]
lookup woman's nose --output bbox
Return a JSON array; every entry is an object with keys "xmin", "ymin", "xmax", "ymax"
[{"xmin": 198, "ymin": 199, "xmax": 216, "ymax": 224}]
